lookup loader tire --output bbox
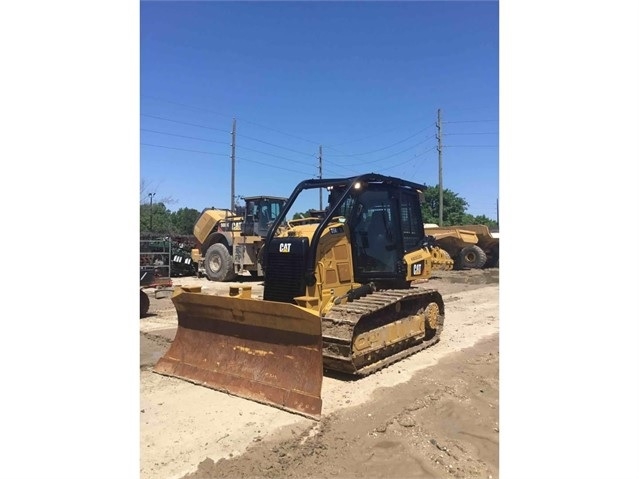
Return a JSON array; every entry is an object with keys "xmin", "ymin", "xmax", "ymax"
[
  {"xmin": 204, "ymin": 243, "xmax": 235, "ymax": 282},
  {"xmin": 140, "ymin": 290, "xmax": 150, "ymax": 317},
  {"xmin": 457, "ymin": 244, "xmax": 487, "ymax": 269}
]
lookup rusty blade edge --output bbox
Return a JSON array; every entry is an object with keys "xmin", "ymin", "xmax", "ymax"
[{"xmin": 152, "ymin": 368, "xmax": 321, "ymax": 421}]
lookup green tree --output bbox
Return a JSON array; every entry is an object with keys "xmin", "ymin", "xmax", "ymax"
[
  {"xmin": 140, "ymin": 202, "xmax": 173, "ymax": 234},
  {"xmin": 420, "ymin": 185, "xmax": 470, "ymax": 226},
  {"xmin": 171, "ymin": 207, "xmax": 201, "ymax": 235},
  {"xmin": 468, "ymin": 214, "xmax": 498, "ymax": 229},
  {"xmin": 458, "ymin": 213, "xmax": 477, "ymax": 225},
  {"xmin": 292, "ymin": 209, "xmax": 321, "ymax": 220}
]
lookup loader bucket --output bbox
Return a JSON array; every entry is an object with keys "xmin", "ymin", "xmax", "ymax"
[{"xmin": 153, "ymin": 286, "xmax": 323, "ymax": 419}]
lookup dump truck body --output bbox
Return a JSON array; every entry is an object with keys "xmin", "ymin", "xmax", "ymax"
[
  {"xmin": 423, "ymin": 225, "xmax": 496, "ymax": 269},
  {"xmin": 155, "ymin": 174, "xmax": 446, "ymax": 418},
  {"xmin": 455, "ymin": 224, "xmax": 500, "ymax": 268}
]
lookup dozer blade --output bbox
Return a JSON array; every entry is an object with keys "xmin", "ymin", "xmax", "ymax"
[{"xmin": 153, "ymin": 286, "xmax": 323, "ymax": 420}]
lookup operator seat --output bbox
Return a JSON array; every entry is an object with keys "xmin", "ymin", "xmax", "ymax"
[
  {"xmin": 368, "ymin": 211, "xmax": 387, "ymax": 241},
  {"xmin": 366, "ymin": 211, "xmax": 394, "ymax": 272},
  {"xmin": 258, "ymin": 205, "xmax": 269, "ymax": 231}
]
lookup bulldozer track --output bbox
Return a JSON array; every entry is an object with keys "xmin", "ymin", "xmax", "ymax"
[{"xmin": 321, "ymin": 288, "xmax": 445, "ymax": 376}]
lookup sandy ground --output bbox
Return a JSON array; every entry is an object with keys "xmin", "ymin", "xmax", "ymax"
[{"xmin": 140, "ymin": 268, "xmax": 499, "ymax": 479}]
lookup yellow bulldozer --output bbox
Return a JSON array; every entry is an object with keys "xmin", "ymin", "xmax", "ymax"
[{"xmin": 154, "ymin": 173, "xmax": 446, "ymax": 419}]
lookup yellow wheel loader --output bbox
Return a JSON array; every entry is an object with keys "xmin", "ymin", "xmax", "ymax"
[
  {"xmin": 191, "ymin": 196, "xmax": 288, "ymax": 281},
  {"xmin": 154, "ymin": 174, "xmax": 445, "ymax": 419}
]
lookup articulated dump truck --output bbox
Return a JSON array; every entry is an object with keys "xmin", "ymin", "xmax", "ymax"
[
  {"xmin": 424, "ymin": 224, "xmax": 499, "ymax": 269},
  {"xmin": 154, "ymin": 173, "xmax": 446, "ymax": 419}
]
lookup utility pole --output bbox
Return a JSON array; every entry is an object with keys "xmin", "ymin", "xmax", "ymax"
[
  {"xmin": 496, "ymin": 197, "xmax": 499, "ymax": 227},
  {"xmin": 318, "ymin": 145, "xmax": 323, "ymax": 210},
  {"xmin": 436, "ymin": 108, "xmax": 443, "ymax": 226},
  {"xmin": 148, "ymin": 192, "xmax": 156, "ymax": 232},
  {"xmin": 230, "ymin": 118, "xmax": 236, "ymax": 213}
]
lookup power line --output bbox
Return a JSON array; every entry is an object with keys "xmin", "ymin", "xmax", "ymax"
[
  {"xmin": 143, "ymin": 95, "xmax": 445, "ymax": 158},
  {"xmin": 317, "ymin": 149, "xmax": 425, "ymax": 175},
  {"xmin": 142, "ymin": 129, "xmax": 315, "ymax": 167},
  {"xmin": 141, "ymin": 128, "xmax": 229, "ymax": 145},
  {"xmin": 324, "ymin": 121, "xmax": 436, "ymax": 148},
  {"xmin": 235, "ymin": 118, "xmax": 322, "ymax": 146},
  {"xmin": 142, "ymin": 111, "xmax": 317, "ymax": 158},
  {"xmin": 445, "ymin": 145, "xmax": 499, "ymax": 148},
  {"xmin": 142, "ymin": 95, "xmax": 230, "ymax": 119},
  {"xmin": 141, "ymin": 143, "xmax": 228, "ymax": 156},
  {"xmin": 444, "ymin": 132, "xmax": 498, "ymax": 136},
  {"xmin": 236, "ymin": 144, "xmax": 315, "ymax": 167},
  {"xmin": 327, "ymin": 148, "xmax": 436, "ymax": 176},
  {"xmin": 336, "ymin": 138, "xmax": 436, "ymax": 167},
  {"xmin": 236, "ymin": 133, "xmax": 315, "ymax": 157},
  {"xmin": 322, "ymin": 159, "xmax": 361, "ymax": 175},
  {"xmin": 442, "ymin": 119, "xmax": 498, "ymax": 124},
  {"xmin": 141, "ymin": 142, "xmax": 315, "ymax": 176},
  {"xmin": 141, "ymin": 114, "xmax": 229, "ymax": 133},
  {"xmin": 321, "ymin": 165, "xmax": 354, "ymax": 177},
  {"xmin": 327, "ymin": 129, "xmax": 435, "ymax": 157},
  {"xmin": 142, "ymin": 94, "xmax": 323, "ymax": 146},
  {"xmin": 235, "ymin": 156, "xmax": 313, "ymax": 176},
  {"xmin": 376, "ymin": 146, "xmax": 436, "ymax": 173},
  {"xmin": 439, "ymin": 106, "xmax": 498, "ymax": 113}
]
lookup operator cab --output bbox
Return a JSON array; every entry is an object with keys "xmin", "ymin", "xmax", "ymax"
[
  {"xmin": 242, "ymin": 196, "xmax": 287, "ymax": 237},
  {"xmin": 329, "ymin": 183, "xmax": 425, "ymax": 287}
]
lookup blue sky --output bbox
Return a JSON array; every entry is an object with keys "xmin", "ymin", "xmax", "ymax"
[{"xmin": 141, "ymin": 1, "xmax": 499, "ymax": 219}]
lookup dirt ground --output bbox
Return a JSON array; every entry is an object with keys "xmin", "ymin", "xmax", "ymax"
[{"xmin": 140, "ymin": 268, "xmax": 499, "ymax": 479}]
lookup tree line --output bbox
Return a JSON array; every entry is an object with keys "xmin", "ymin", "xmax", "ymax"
[
  {"xmin": 140, "ymin": 203, "xmax": 201, "ymax": 236},
  {"xmin": 140, "ymin": 185, "xmax": 497, "ymax": 236},
  {"xmin": 419, "ymin": 185, "xmax": 498, "ymax": 228}
]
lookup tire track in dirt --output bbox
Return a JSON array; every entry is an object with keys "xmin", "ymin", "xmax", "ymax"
[{"xmin": 140, "ymin": 281, "xmax": 498, "ymax": 479}]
